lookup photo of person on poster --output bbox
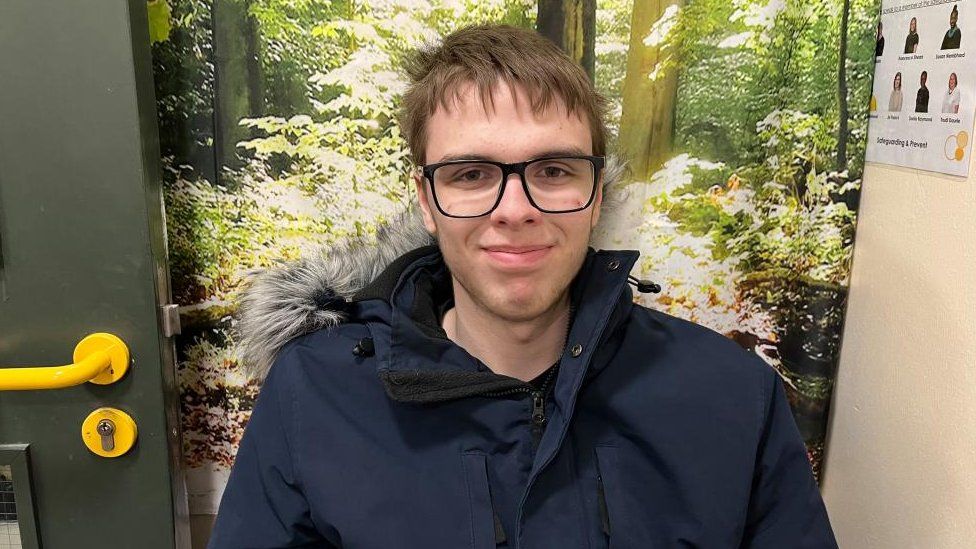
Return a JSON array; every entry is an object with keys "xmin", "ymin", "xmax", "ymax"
[
  {"xmin": 889, "ymin": 72, "xmax": 903, "ymax": 111},
  {"xmin": 905, "ymin": 17, "xmax": 920, "ymax": 53},
  {"xmin": 941, "ymin": 5, "xmax": 962, "ymax": 49},
  {"xmin": 877, "ymin": 20, "xmax": 885, "ymax": 57},
  {"xmin": 916, "ymin": 70, "xmax": 930, "ymax": 112},
  {"xmin": 942, "ymin": 72, "xmax": 961, "ymax": 113}
]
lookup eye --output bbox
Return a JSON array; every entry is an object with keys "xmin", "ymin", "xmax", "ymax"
[
  {"xmin": 532, "ymin": 161, "xmax": 577, "ymax": 179},
  {"xmin": 434, "ymin": 162, "xmax": 500, "ymax": 187},
  {"xmin": 455, "ymin": 169, "xmax": 489, "ymax": 182}
]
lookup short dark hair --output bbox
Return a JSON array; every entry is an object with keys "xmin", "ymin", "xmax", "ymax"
[{"xmin": 399, "ymin": 24, "xmax": 608, "ymax": 165}]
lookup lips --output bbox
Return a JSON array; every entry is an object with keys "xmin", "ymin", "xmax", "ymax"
[
  {"xmin": 482, "ymin": 244, "xmax": 553, "ymax": 269},
  {"xmin": 483, "ymin": 245, "xmax": 552, "ymax": 253}
]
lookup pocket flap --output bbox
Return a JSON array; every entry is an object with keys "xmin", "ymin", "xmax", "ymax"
[{"xmin": 461, "ymin": 452, "xmax": 507, "ymax": 547}]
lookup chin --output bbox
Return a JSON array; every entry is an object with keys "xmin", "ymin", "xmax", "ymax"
[
  {"xmin": 488, "ymin": 300, "xmax": 549, "ymax": 323},
  {"xmin": 488, "ymin": 283, "xmax": 562, "ymax": 321}
]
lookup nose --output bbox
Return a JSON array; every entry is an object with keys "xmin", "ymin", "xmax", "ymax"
[{"xmin": 489, "ymin": 173, "xmax": 541, "ymax": 226}]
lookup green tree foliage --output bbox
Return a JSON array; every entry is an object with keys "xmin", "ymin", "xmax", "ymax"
[
  {"xmin": 151, "ymin": 0, "xmax": 215, "ymax": 177},
  {"xmin": 594, "ymin": 0, "xmax": 633, "ymax": 134},
  {"xmin": 148, "ymin": 0, "xmax": 174, "ymax": 43},
  {"xmin": 603, "ymin": 0, "xmax": 879, "ymax": 478}
]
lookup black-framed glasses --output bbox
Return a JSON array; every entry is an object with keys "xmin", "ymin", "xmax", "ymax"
[{"xmin": 420, "ymin": 155, "xmax": 605, "ymax": 218}]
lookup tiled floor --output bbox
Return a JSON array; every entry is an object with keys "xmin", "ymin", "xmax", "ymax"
[
  {"xmin": 0, "ymin": 521, "xmax": 21, "ymax": 549},
  {"xmin": 0, "ymin": 465, "xmax": 21, "ymax": 548}
]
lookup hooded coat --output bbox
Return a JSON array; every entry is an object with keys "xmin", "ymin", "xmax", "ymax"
[{"xmin": 209, "ymin": 167, "xmax": 837, "ymax": 549}]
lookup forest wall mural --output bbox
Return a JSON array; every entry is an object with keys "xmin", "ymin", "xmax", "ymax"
[{"xmin": 147, "ymin": 0, "xmax": 880, "ymax": 512}]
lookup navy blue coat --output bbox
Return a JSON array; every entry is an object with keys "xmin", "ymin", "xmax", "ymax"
[{"xmin": 210, "ymin": 245, "xmax": 837, "ymax": 548}]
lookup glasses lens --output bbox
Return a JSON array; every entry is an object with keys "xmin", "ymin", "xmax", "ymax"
[
  {"xmin": 524, "ymin": 157, "xmax": 595, "ymax": 212},
  {"xmin": 432, "ymin": 162, "xmax": 504, "ymax": 216}
]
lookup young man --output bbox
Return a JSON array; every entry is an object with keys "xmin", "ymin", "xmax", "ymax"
[{"xmin": 210, "ymin": 25, "xmax": 837, "ymax": 548}]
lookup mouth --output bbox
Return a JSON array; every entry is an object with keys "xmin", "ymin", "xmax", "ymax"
[{"xmin": 482, "ymin": 245, "xmax": 554, "ymax": 269}]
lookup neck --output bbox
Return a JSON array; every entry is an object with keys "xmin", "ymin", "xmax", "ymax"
[{"xmin": 442, "ymin": 282, "xmax": 571, "ymax": 382}]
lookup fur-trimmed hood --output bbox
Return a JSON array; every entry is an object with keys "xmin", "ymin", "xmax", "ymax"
[{"xmin": 235, "ymin": 157, "xmax": 629, "ymax": 380}]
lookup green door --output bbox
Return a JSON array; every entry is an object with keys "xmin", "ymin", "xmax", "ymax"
[{"xmin": 0, "ymin": 1, "xmax": 188, "ymax": 547}]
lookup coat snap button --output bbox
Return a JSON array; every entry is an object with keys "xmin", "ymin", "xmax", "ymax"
[
  {"xmin": 570, "ymin": 344, "xmax": 583, "ymax": 357},
  {"xmin": 606, "ymin": 259, "xmax": 620, "ymax": 272},
  {"xmin": 351, "ymin": 337, "xmax": 375, "ymax": 357}
]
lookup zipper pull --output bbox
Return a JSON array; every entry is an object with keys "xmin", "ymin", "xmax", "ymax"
[{"xmin": 531, "ymin": 391, "xmax": 546, "ymax": 449}]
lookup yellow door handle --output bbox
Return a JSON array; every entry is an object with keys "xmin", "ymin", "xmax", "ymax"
[{"xmin": 0, "ymin": 333, "xmax": 130, "ymax": 391}]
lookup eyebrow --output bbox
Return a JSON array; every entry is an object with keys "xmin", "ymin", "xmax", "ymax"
[{"xmin": 433, "ymin": 146, "xmax": 590, "ymax": 164}]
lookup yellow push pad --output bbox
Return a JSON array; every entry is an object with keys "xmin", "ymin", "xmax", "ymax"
[{"xmin": 82, "ymin": 408, "xmax": 138, "ymax": 458}]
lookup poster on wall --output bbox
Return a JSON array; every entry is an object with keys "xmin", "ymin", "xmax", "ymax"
[
  {"xmin": 148, "ymin": 0, "xmax": 878, "ymax": 514},
  {"xmin": 867, "ymin": 0, "xmax": 975, "ymax": 175}
]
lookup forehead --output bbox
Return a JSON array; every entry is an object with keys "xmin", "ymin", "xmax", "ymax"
[{"xmin": 424, "ymin": 80, "xmax": 592, "ymax": 164}]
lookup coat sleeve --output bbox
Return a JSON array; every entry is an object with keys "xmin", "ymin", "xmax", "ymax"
[
  {"xmin": 739, "ymin": 368, "xmax": 838, "ymax": 549},
  {"xmin": 208, "ymin": 347, "xmax": 333, "ymax": 548}
]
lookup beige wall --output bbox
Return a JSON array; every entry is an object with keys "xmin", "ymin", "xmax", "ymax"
[{"xmin": 822, "ymin": 159, "xmax": 976, "ymax": 547}]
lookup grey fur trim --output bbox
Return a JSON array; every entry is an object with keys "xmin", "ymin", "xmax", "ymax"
[
  {"xmin": 235, "ymin": 207, "xmax": 434, "ymax": 379},
  {"xmin": 593, "ymin": 155, "xmax": 626, "ymax": 238},
  {"xmin": 235, "ymin": 155, "xmax": 628, "ymax": 380}
]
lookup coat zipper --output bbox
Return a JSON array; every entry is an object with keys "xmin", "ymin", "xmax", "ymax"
[
  {"xmin": 469, "ymin": 303, "xmax": 577, "ymax": 548},
  {"xmin": 477, "ymin": 304, "xmax": 574, "ymax": 452},
  {"xmin": 478, "ymin": 359, "xmax": 558, "ymax": 451}
]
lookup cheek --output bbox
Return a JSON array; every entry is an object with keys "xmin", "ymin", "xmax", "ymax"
[
  {"xmin": 434, "ymin": 220, "xmax": 481, "ymax": 257},
  {"xmin": 555, "ymin": 215, "xmax": 595, "ymax": 247}
]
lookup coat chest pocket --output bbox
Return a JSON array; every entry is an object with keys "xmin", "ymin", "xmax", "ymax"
[
  {"xmin": 593, "ymin": 445, "xmax": 704, "ymax": 548},
  {"xmin": 461, "ymin": 452, "xmax": 507, "ymax": 549}
]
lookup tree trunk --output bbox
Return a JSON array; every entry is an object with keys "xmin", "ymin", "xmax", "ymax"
[
  {"xmin": 245, "ymin": 3, "xmax": 264, "ymax": 120},
  {"xmin": 617, "ymin": 0, "xmax": 682, "ymax": 181},
  {"xmin": 213, "ymin": 0, "xmax": 263, "ymax": 181},
  {"xmin": 837, "ymin": 0, "xmax": 850, "ymax": 172},
  {"xmin": 537, "ymin": 0, "xmax": 596, "ymax": 81}
]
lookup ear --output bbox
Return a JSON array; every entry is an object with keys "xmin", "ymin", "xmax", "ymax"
[
  {"xmin": 590, "ymin": 172, "xmax": 604, "ymax": 229},
  {"xmin": 414, "ymin": 170, "xmax": 438, "ymax": 235}
]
